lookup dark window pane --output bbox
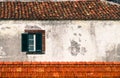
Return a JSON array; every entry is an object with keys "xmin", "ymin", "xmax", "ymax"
[
  {"xmin": 29, "ymin": 40, "xmax": 34, "ymax": 45},
  {"xmin": 29, "ymin": 46, "xmax": 34, "ymax": 51},
  {"xmin": 28, "ymin": 34, "xmax": 34, "ymax": 39}
]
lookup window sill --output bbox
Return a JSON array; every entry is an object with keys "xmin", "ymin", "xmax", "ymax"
[{"xmin": 26, "ymin": 52, "xmax": 45, "ymax": 54}]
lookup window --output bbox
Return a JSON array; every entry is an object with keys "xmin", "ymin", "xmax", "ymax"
[{"xmin": 21, "ymin": 30, "xmax": 45, "ymax": 54}]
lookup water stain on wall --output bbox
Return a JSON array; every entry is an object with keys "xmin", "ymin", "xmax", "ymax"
[
  {"xmin": 117, "ymin": 44, "xmax": 120, "ymax": 55},
  {"xmin": 80, "ymin": 47, "xmax": 87, "ymax": 55},
  {"xmin": 0, "ymin": 47, "xmax": 6, "ymax": 56},
  {"xmin": 70, "ymin": 40, "xmax": 80, "ymax": 56},
  {"xmin": 106, "ymin": 44, "xmax": 116, "ymax": 61},
  {"xmin": 46, "ymin": 30, "xmax": 51, "ymax": 39},
  {"xmin": 78, "ymin": 26, "xmax": 82, "ymax": 28}
]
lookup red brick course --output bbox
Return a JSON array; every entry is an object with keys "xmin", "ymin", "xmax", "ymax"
[
  {"xmin": 0, "ymin": 62, "xmax": 120, "ymax": 77},
  {"xmin": 0, "ymin": 1, "xmax": 119, "ymax": 20}
]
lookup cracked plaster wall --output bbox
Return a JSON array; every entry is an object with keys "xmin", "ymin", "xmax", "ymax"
[{"xmin": 0, "ymin": 20, "xmax": 120, "ymax": 62}]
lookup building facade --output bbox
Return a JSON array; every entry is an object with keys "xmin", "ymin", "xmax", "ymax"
[{"xmin": 0, "ymin": 1, "xmax": 120, "ymax": 62}]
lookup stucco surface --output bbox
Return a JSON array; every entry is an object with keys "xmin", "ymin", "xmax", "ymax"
[{"xmin": 0, "ymin": 20, "xmax": 120, "ymax": 62}]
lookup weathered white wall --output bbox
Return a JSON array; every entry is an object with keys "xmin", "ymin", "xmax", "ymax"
[{"xmin": 0, "ymin": 20, "xmax": 120, "ymax": 62}]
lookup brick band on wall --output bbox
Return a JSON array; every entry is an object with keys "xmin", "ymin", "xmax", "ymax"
[{"xmin": 0, "ymin": 62, "xmax": 120, "ymax": 77}]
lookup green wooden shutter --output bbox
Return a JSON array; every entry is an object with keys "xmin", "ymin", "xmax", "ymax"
[
  {"xmin": 21, "ymin": 33, "xmax": 28, "ymax": 52},
  {"xmin": 36, "ymin": 33, "xmax": 42, "ymax": 53}
]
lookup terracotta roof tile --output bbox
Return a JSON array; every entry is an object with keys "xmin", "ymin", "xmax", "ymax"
[
  {"xmin": 0, "ymin": 62, "xmax": 120, "ymax": 77},
  {"xmin": 0, "ymin": 1, "xmax": 119, "ymax": 20}
]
